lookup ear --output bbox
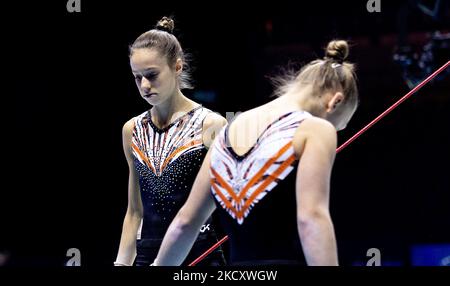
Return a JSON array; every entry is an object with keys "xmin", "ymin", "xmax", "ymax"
[
  {"xmin": 175, "ymin": 58, "xmax": 183, "ymax": 76},
  {"xmin": 326, "ymin": 92, "xmax": 344, "ymax": 113}
]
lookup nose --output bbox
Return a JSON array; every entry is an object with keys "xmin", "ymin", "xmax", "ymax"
[{"xmin": 140, "ymin": 76, "xmax": 152, "ymax": 92}]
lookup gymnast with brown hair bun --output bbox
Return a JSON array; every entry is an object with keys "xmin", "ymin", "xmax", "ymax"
[{"xmin": 114, "ymin": 16, "xmax": 227, "ymax": 266}]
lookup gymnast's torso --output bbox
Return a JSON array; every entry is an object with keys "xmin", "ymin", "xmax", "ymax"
[
  {"xmin": 210, "ymin": 110, "xmax": 312, "ymax": 265},
  {"xmin": 131, "ymin": 105, "xmax": 224, "ymax": 265}
]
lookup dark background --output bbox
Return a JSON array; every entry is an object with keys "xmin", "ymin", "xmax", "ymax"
[{"xmin": 5, "ymin": 0, "xmax": 450, "ymax": 266}]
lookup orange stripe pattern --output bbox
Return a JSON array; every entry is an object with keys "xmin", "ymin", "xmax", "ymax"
[
  {"xmin": 210, "ymin": 111, "xmax": 312, "ymax": 224},
  {"xmin": 132, "ymin": 107, "xmax": 210, "ymax": 176}
]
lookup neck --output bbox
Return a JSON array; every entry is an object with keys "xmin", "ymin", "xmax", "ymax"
[
  {"xmin": 276, "ymin": 86, "xmax": 327, "ymax": 118},
  {"xmin": 151, "ymin": 89, "xmax": 194, "ymax": 126}
]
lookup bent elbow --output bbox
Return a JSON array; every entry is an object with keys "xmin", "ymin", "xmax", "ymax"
[
  {"xmin": 174, "ymin": 215, "xmax": 191, "ymax": 232},
  {"xmin": 171, "ymin": 209, "xmax": 195, "ymax": 233},
  {"xmin": 297, "ymin": 208, "xmax": 332, "ymax": 232}
]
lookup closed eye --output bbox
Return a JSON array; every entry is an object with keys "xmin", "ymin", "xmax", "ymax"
[{"xmin": 142, "ymin": 71, "xmax": 159, "ymax": 81}]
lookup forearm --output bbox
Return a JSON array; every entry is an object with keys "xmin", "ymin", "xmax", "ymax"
[
  {"xmin": 298, "ymin": 214, "xmax": 338, "ymax": 266},
  {"xmin": 115, "ymin": 212, "xmax": 141, "ymax": 265},
  {"xmin": 154, "ymin": 213, "xmax": 202, "ymax": 266}
]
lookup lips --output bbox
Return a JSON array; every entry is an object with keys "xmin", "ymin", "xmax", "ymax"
[{"xmin": 144, "ymin": 93, "xmax": 157, "ymax": 98}]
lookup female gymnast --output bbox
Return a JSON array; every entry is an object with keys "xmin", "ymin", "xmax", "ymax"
[{"xmin": 115, "ymin": 17, "xmax": 227, "ymax": 266}]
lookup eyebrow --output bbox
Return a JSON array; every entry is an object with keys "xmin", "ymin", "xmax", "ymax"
[{"xmin": 132, "ymin": 67, "xmax": 159, "ymax": 74}]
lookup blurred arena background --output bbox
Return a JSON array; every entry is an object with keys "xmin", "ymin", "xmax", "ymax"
[{"xmin": 5, "ymin": 0, "xmax": 450, "ymax": 266}]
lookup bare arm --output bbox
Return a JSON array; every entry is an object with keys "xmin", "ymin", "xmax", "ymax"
[
  {"xmin": 294, "ymin": 117, "xmax": 339, "ymax": 266},
  {"xmin": 154, "ymin": 146, "xmax": 217, "ymax": 266},
  {"xmin": 115, "ymin": 119, "xmax": 143, "ymax": 266}
]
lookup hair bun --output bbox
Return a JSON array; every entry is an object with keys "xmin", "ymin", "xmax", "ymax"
[
  {"xmin": 325, "ymin": 40, "xmax": 349, "ymax": 63},
  {"xmin": 155, "ymin": 16, "xmax": 175, "ymax": 34}
]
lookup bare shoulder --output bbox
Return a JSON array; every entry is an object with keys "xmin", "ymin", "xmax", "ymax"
[
  {"xmin": 202, "ymin": 112, "xmax": 227, "ymax": 148},
  {"xmin": 122, "ymin": 117, "xmax": 136, "ymax": 140},
  {"xmin": 300, "ymin": 117, "xmax": 336, "ymax": 137},
  {"xmin": 293, "ymin": 117, "xmax": 337, "ymax": 157},
  {"xmin": 203, "ymin": 111, "xmax": 227, "ymax": 131}
]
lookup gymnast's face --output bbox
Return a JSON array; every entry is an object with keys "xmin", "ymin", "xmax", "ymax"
[{"xmin": 130, "ymin": 48, "xmax": 180, "ymax": 106}]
